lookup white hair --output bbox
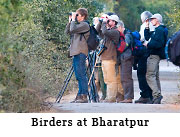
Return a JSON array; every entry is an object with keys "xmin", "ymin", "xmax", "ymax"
[{"xmin": 117, "ymin": 20, "xmax": 125, "ymax": 28}]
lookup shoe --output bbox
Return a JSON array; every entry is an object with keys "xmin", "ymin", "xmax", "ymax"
[
  {"xmin": 135, "ymin": 97, "xmax": 151, "ymax": 104},
  {"xmin": 101, "ymin": 98, "xmax": 116, "ymax": 103},
  {"xmin": 76, "ymin": 94, "xmax": 88, "ymax": 103},
  {"xmin": 146, "ymin": 100, "xmax": 153, "ymax": 104},
  {"xmin": 70, "ymin": 95, "xmax": 82, "ymax": 103},
  {"xmin": 119, "ymin": 99, "xmax": 132, "ymax": 103},
  {"xmin": 116, "ymin": 93, "xmax": 124, "ymax": 103},
  {"xmin": 100, "ymin": 96, "xmax": 106, "ymax": 101},
  {"xmin": 153, "ymin": 96, "xmax": 163, "ymax": 104}
]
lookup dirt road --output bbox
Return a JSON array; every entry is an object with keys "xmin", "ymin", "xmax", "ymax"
[{"xmin": 53, "ymin": 60, "xmax": 180, "ymax": 113}]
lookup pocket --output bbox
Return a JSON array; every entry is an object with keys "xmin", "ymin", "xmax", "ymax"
[{"xmin": 147, "ymin": 56, "xmax": 159, "ymax": 72}]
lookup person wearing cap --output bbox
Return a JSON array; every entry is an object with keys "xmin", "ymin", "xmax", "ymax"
[
  {"xmin": 116, "ymin": 20, "xmax": 134, "ymax": 103},
  {"xmin": 134, "ymin": 11, "xmax": 154, "ymax": 104},
  {"xmin": 144, "ymin": 13, "xmax": 168, "ymax": 104},
  {"xmin": 96, "ymin": 14, "xmax": 124, "ymax": 102}
]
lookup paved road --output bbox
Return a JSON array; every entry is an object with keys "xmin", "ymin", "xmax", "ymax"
[{"xmin": 53, "ymin": 60, "xmax": 180, "ymax": 113}]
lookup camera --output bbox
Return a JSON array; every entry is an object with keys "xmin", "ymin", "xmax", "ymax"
[{"xmin": 97, "ymin": 44, "xmax": 107, "ymax": 56}]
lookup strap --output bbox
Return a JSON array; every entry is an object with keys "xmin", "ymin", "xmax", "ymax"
[{"xmin": 80, "ymin": 26, "xmax": 90, "ymax": 41}]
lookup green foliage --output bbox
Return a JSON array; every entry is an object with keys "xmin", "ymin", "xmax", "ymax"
[
  {"xmin": 0, "ymin": 0, "xmax": 103, "ymax": 112},
  {"xmin": 38, "ymin": 0, "xmax": 103, "ymax": 44},
  {"xmin": 142, "ymin": 0, "xmax": 171, "ymax": 34},
  {"xmin": 114, "ymin": 0, "xmax": 172, "ymax": 32},
  {"xmin": 167, "ymin": 0, "xmax": 180, "ymax": 32},
  {"xmin": 114, "ymin": 0, "xmax": 145, "ymax": 31},
  {"xmin": 0, "ymin": 88, "xmax": 44, "ymax": 112},
  {"xmin": 0, "ymin": 0, "xmax": 26, "ymax": 90}
]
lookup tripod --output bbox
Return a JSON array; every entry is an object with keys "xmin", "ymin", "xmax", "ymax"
[
  {"xmin": 87, "ymin": 51, "xmax": 99, "ymax": 102},
  {"xmin": 55, "ymin": 51, "xmax": 99, "ymax": 103},
  {"xmin": 55, "ymin": 65, "xmax": 74, "ymax": 103}
]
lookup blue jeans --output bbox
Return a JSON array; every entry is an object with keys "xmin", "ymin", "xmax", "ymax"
[{"xmin": 73, "ymin": 53, "xmax": 88, "ymax": 95}]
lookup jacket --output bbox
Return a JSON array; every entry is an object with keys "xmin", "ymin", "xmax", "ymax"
[
  {"xmin": 65, "ymin": 21, "xmax": 90, "ymax": 56},
  {"xmin": 139, "ymin": 22, "xmax": 155, "ymax": 43},
  {"xmin": 144, "ymin": 25, "xmax": 167, "ymax": 59},
  {"xmin": 96, "ymin": 22, "xmax": 120, "ymax": 61}
]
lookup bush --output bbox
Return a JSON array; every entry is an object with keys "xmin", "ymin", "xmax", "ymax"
[
  {"xmin": 0, "ymin": 0, "xmax": 103, "ymax": 112},
  {"xmin": 0, "ymin": 88, "xmax": 45, "ymax": 112}
]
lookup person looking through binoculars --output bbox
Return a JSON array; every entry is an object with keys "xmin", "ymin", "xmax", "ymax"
[
  {"xmin": 65, "ymin": 8, "xmax": 90, "ymax": 103},
  {"xmin": 96, "ymin": 14, "xmax": 124, "ymax": 102}
]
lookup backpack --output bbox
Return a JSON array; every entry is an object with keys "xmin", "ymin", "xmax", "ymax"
[
  {"xmin": 131, "ymin": 31, "xmax": 146, "ymax": 57},
  {"xmin": 81, "ymin": 24, "xmax": 99, "ymax": 51},
  {"xmin": 167, "ymin": 30, "xmax": 180, "ymax": 66},
  {"xmin": 116, "ymin": 32, "xmax": 127, "ymax": 53},
  {"xmin": 159, "ymin": 27, "xmax": 169, "ymax": 60}
]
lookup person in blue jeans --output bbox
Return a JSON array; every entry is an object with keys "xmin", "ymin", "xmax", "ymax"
[{"xmin": 65, "ymin": 8, "xmax": 90, "ymax": 103}]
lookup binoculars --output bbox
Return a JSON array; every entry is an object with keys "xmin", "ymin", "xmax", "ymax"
[{"xmin": 69, "ymin": 12, "xmax": 78, "ymax": 16}]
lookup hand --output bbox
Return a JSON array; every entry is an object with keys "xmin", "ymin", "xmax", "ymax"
[
  {"xmin": 100, "ymin": 14, "xmax": 109, "ymax": 22},
  {"xmin": 145, "ymin": 19, "xmax": 149, "ymax": 28},
  {"xmin": 72, "ymin": 12, "xmax": 77, "ymax": 21},
  {"xmin": 69, "ymin": 15, "xmax": 72, "ymax": 23},
  {"xmin": 106, "ymin": 23, "xmax": 110, "ymax": 29},
  {"xmin": 93, "ymin": 17, "xmax": 99, "ymax": 25},
  {"xmin": 143, "ymin": 41, "xmax": 148, "ymax": 47}
]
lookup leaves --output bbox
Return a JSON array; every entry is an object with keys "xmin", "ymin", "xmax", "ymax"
[
  {"xmin": 0, "ymin": 0, "xmax": 103, "ymax": 112},
  {"xmin": 167, "ymin": 0, "xmax": 180, "ymax": 32}
]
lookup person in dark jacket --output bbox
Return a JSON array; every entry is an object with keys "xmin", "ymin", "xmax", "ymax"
[
  {"xmin": 65, "ymin": 8, "xmax": 90, "ymax": 103},
  {"xmin": 135, "ymin": 11, "xmax": 154, "ymax": 104},
  {"xmin": 144, "ymin": 13, "xmax": 168, "ymax": 104}
]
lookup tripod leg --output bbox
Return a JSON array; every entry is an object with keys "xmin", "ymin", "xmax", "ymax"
[
  {"xmin": 55, "ymin": 66, "xmax": 74, "ymax": 103},
  {"xmin": 57, "ymin": 67, "xmax": 74, "ymax": 103},
  {"xmin": 88, "ymin": 52, "xmax": 99, "ymax": 103}
]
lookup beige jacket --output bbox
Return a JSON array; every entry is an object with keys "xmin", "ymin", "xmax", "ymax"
[
  {"xmin": 96, "ymin": 22, "xmax": 120, "ymax": 61},
  {"xmin": 65, "ymin": 21, "xmax": 90, "ymax": 56}
]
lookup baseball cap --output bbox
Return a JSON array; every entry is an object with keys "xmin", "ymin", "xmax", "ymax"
[
  {"xmin": 150, "ymin": 13, "xmax": 163, "ymax": 23},
  {"xmin": 108, "ymin": 15, "xmax": 120, "ymax": 23}
]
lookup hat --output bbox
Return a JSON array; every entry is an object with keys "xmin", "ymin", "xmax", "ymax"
[
  {"xmin": 108, "ymin": 15, "xmax": 119, "ymax": 23},
  {"xmin": 150, "ymin": 13, "xmax": 163, "ymax": 23},
  {"xmin": 140, "ymin": 11, "xmax": 153, "ymax": 23},
  {"xmin": 100, "ymin": 13, "xmax": 110, "ymax": 22}
]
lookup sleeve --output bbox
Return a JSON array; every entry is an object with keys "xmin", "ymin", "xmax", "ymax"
[
  {"xmin": 101, "ymin": 22, "xmax": 119, "ymax": 42},
  {"xmin": 64, "ymin": 22, "xmax": 71, "ymax": 35},
  {"xmin": 125, "ymin": 33, "xmax": 133, "ymax": 48},
  {"xmin": 70, "ymin": 21, "xmax": 90, "ymax": 34},
  {"xmin": 144, "ymin": 28, "xmax": 152, "ymax": 41},
  {"xmin": 95, "ymin": 21, "xmax": 104, "ymax": 39},
  {"xmin": 139, "ymin": 24, "xmax": 145, "ymax": 42}
]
